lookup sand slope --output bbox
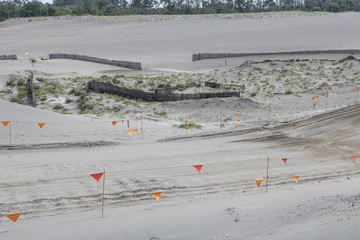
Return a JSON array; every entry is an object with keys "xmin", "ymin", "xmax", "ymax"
[{"xmin": 1, "ymin": 12, "xmax": 360, "ymax": 240}]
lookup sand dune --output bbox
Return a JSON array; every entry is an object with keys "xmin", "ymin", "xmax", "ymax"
[{"xmin": 1, "ymin": 12, "xmax": 360, "ymax": 240}]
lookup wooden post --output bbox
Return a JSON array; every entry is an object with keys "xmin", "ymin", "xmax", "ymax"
[
  {"xmin": 266, "ymin": 156, "xmax": 269, "ymax": 193},
  {"xmin": 141, "ymin": 115, "xmax": 143, "ymax": 140},
  {"xmin": 9, "ymin": 121, "xmax": 11, "ymax": 145},
  {"xmin": 325, "ymin": 90, "xmax": 328, "ymax": 112},
  {"xmin": 220, "ymin": 111, "xmax": 222, "ymax": 130},
  {"xmin": 102, "ymin": 170, "xmax": 105, "ymax": 218}
]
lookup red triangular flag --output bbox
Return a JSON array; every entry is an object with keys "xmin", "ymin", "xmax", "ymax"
[
  {"xmin": 282, "ymin": 158, "xmax": 288, "ymax": 166},
  {"xmin": 38, "ymin": 123, "xmax": 45, "ymax": 128},
  {"xmin": 6, "ymin": 213, "xmax": 21, "ymax": 222},
  {"xmin": 152, "ymin": 192, "xmax": 162, "ymax": 202},
  {"xmin": 2, "ymin": 121, "xmax": 10, "ymax": 127},
  {"xmin": 193, "ymin": 165, "xmax": 203, "ymax": 174},
  {"xmin": 350, "ymin": 156, "xmax": 356, "ymax": 163},
  {"xmin": 255, "ymin": 178, "xmax": 263, "ymax": 187},
  {"xmin": 293, "ymin": 176, "xmax": 299, "ymax": 183},
  {"xmin": 90, "ymin": 172, "xmax": 104, "ymax": 182},
  {"xmin": 112, "ymin": 121, "xmax": 118, "ymax": 126}
]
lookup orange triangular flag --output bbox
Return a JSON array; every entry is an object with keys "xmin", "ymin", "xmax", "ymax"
[
  {"xmin": 313, "ymin": 103, "xmax": 317, "ymax": 107},
  {"xmin": 316, "ymin": 95, "xmax": 319, "ymax": 98},
  {"xmin": 127, "ymin": 130, "xmax": 132, "ymax": 136},
  {"xmin": 112, "ymin": 121, "xmax": 118, "ymax": 126},
  {"xmin": 356, "ymin": 87, "xmax": 359, "ymax": 91},
  {"xmin": 236, "ymin": 120, "xmax": 240, "ymax": 124},
  {"xmin": 132, "ymin": 129, "xmax": 138, "ymax": 134},
  {"xmin": 38, "ymin": 123, "xmax": 45, "ymax": 128},
  {"xmin": 236, "ymin": 111, "xmax": 241, "ymax": 115},
  {"xmin": 346, "ymin": 97, "xmax": 350, "ymax": 101},
  {"xmin": 2, "ymin": 121, "xmax": 10, "ymax": 127},
  {"xmin": 152, "ymin": 192, "xmax": 162, "ymax": 202},
  {"xmin": 350, "ymin": 156, "xmax": 356, "ymax": 163},
  {"xmin": 293, "ymin": 176, "xmax": 299, "ymax": 183},
  {"xmin": 187, "ymin": 117, "xmax": 192, "ymax": 122},
  {"xmin": 193, "ymin": 165, "xmax": 203, "ymax": 174},
  {"xmin": 274, "ymin": 112, "xmax": 279, "ymax": 116},
  {"xmin": 90, "ymin": 172, "xmax": 103, "ymax": 182},
  {"xmin": 6, "ymin": 213, "xmax": 21, "ymax": 222},
  {"xmin": 312, "ymin": 96, "xmax": 315, "ymax": 101},
  {"xmin": 282, "ymin": 158, "xmax": 288, "ymax": 166},
  {"xmin": 189, "ymin": 126, "xmax": 194, "ymax": 131},
  {"xmin": 255, "ymin": 178, "xmax": 263, "ymax": 187}
]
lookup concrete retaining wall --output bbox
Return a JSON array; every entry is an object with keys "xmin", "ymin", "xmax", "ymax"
[
  {"xmin": 0, "ymin": 54, "xmax": 17, "ymax": 60},
  {"xmin": 88, "ymin": 80, "xmax": 239, "ymax": 102},
  {"xmin": 192, "ymin": 49, "xmax": 360, "ymax": 61},
  {"xmin": 49, "ymin": 53, "xmax": 141, "ymax": 70}
]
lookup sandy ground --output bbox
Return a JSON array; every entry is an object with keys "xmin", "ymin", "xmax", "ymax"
[{"xmin": 1, "ymin": 12, "xmax": 360, "ymax": 240}]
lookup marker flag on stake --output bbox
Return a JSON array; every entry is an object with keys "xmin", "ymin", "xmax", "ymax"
[
  {"xmin": 112, "ymin": 121, "xmax": 118, "ymax": 126},
  {"xmin": 282, "ymin": 158, "xmax": 288, "ymax": 166},
  {"xmin": 127, "ymin": 120, "xmax": 129, "ymax": 128},
  {"xmin": 312, "ymin": 96, "xmax": 315, "ymax": 101},
  {"xmin": 2, "ymin": 121, "xmax": 9, "ymax": 127},
  {"xmin": 275, "ymin": 112, "xmax": 279, "ymax": 116},
  {"xmin": 236, "ymin": 111, "xmax": 241, "ymax": 115},
  {"xmin": 187, "ymin": 117, "xmax": 192, "ymax": 122},
  {"xmin": 350, "ymin": 156, "xmax": 356, "ymax": 163},
  {"xmin": 356, "ymin": 88, "xmax": 359, "ymax": 91},
  {"xmin": 346, "ymin": 97, "xmax": 350, "ymax": 101},
  {"xmin": 6, "ymin": 213, "xmax": 21, "ymax": 222},
  {"xmin": 127, "ymin": 130, "xmax": 132, "ymax": 136},
  {"xmin": 236, "ymin": 120, "xmax": 240, "ymax": 124},
  {"xmin": 313, "ymin": 103, "xmax": 317, "ymax": 108},
  {"xmin": 193, "ymin": 165, "xmax": 203, "ymax": 174},
  {"xmin": 326, "ymin": 91, "xmax": 329, "ymax": 98},
  {"xmin": 293, "ymin": 176, "xmax": 299, "ymax": 183},
  {"xmin": 90, "ymin": 172, "xmax": 104, "ymax": 182},
  {"xmin": 189, "ymin": 126, "xmax": 194, "ymax": 131},
  {"xmin": 132, "ymin": 129, "xmax": 138, "ymax": 134},
  {"xmin": 255, "ymin": 178, "xmax": 263, "ymax": 187},
  {"xmin": 38, "ymin": 123, "xmax": 45, "ymax": 128},
  {"xmin": 316, "ymin": 95, "xmax": 319, "ymax": 98},
  {"xmin": 152, "ymin": 192, "xmax": 162, "ymax": 202}
]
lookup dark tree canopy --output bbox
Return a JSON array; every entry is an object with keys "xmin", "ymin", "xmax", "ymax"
[{"xmin": 0, "ymin": 0, "xmax": 360, "ymax": 21}]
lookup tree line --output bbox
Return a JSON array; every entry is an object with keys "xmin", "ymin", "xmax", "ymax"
[{"xmin": 1, "ymin": 0, "xmax": 359, "ymax": 21}]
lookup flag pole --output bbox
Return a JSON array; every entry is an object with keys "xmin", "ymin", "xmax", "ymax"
[
  {"xmin": 326, "ymin": 90, "xmax": 328, "ymax": 112},
  {"xmin": 102, "ymin": 170, "xmax": 105, "ymax": 218},
  {"xmin": 141, "ymin": 114, "xmax": 143, "ymax": 140},
  {"xmin": 9, "ymin": 121, "xmax": 12, "ymax": 145},
  {"xmin": 266, "ymin": 156, "xmax": 269, "ymax": 193},
  {"xmin": 220, "ymin": 111, "xmax": 222, "ymax": 130}
]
